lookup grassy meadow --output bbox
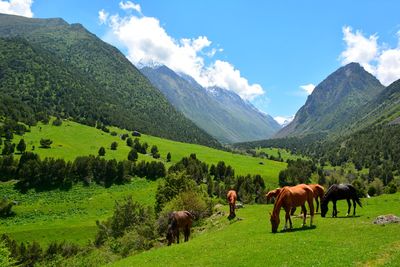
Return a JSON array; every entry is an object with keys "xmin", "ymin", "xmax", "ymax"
[
  {"xmin": 12, "ymin": 120, "xmax": 286, "ymax": 188},
  {"xmin": 0, "ymin": 179, "xmax": 157, "ymax": 246},
  {"xmin": 111, "ymin": 193, "xmax": 400, "ymax": 267}
]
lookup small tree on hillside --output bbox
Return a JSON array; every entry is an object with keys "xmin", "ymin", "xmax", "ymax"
[
  {"xmin": 128, "ymin": 149, "xmax": 138, "ymax": 162},
  {"xmin": 98, "ymin": 147, "xmax": 106, "ymax": 157},
  {"xmin": 16, "ymin": 139, "xmax": 26, "ymax": 154},
  {"xmin": 110, "ymin": 142, "xmax": 118, "ymax": 150},
  {"xmin": 40, "ymin": 138, "xmax": 53, "ymax": 148},
  {"xmin": 126, "ymin": 137, "xmax": 133, "ymax": 147},
  {"xmin": 166, "ymin": 152, "xmax": 171, "ymax": 162},
  {"xmin": 151, "ymin": 145, "xmax": 159, "ymax": 159}
]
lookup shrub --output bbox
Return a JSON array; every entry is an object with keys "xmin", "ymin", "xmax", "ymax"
[
  {"xmin": 98, "ymin": 147, "xmax": 106, "ymax": 157},
  {"xmin": 52, "ymin": 118, "xmax": 62, "ymax": 126},
  {"xmin": 0, "ymin": 239, "xmax": 13, "ymax": 267},
  {"xmin": 40, "ymin": 138, "xmax": 53, "ymax": 148},
  {"xmin": 110, "ymin": 142, "xmax": 118, "ymax": 150}
]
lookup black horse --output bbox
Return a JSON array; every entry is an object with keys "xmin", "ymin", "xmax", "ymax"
[{"xmin": 321, "ymin": 184, "xmax": 362, "ymax": 217}]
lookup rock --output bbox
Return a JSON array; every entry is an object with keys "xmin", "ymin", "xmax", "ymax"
[{"xmin": 373, "ymin": 214, "xmax": 400, "ymax": 225}]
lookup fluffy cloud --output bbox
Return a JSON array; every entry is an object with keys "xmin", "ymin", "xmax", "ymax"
[
  {"xmin": 98, "ymin": 9, "xmax": 108, "ymax": 25},
  {"xmin": 300, "ymin": 83, "xmax": 315, "ymax": 95},
  {"xmin": 340, "ymin": 26, "xmax": 400, "ymax": 86},
  {"xmin": 99, "ymin": 4, "xmax": 264, "ymax": 100},
  {"xmin": 119, "ymin": 1, "xmax": 141, "ymax": 14},
  {"xmin": 0, "ymin": 0, "xmax": 33, "ymax": 17}
]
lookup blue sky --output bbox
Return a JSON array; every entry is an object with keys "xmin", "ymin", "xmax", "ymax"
[{"xmin": 2, "ymin": 0, "xmax": 400, "ymax": 124}]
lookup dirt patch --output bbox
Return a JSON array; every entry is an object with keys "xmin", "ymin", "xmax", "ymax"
[{"xmin": 373, "ymin": 214, "xmax": 400, "ymax": 225}]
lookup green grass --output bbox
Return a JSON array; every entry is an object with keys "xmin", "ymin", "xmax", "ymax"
[
  {"xmin": 12, "ymin": 120, "xmax": 286, "ymax": 188},
  {"xmin": 0, "ymin": 179, "xmax": 157, "ymax": 246},
  {"xmin": 111, "ymin": 193, "xmax": 400, "ymax": 267}
]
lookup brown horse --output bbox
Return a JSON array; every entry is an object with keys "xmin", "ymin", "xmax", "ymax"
[
  {"xmin": 307, "ymin": 184, "xmax": 325, "ymax": 213},
  {"xmin": 269, "ymin": 184, "xmax": 314, "ymax": 233},
  {"xmin": 227, "ymin": 190, "xmax": 237, "ymax": 219},
  {"xmin": 166, "ymin": 210, "xmax": 194, "ymax": 245}
]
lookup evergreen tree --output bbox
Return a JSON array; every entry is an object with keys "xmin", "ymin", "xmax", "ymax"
[
  {"xmin": 110, "ymin": 141, "xmax": 118, "ymax": 150},
  {"xmin": 126, "ymin": 137, "xmax": 133, "ymax": 147},
  {"xmin": 98, "ymin": 147, "xmax": 106, "ymax": 157},
  {"xmin": 166, "ymin": 152, "xmax": 171, "ymax": 162},
  {"xmin": 128, "ymin": 149, "xmax": 138, "ymax": 162},
  {"xmin": 16, "ymin": 139, "xmax": 26, "ymax": 154}
]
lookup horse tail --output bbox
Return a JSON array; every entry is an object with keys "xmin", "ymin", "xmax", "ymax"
[{"xmin": 355, "ymin": 197, "xmax": 362, "ymax": 207}]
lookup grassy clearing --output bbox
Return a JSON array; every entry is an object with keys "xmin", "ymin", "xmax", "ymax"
[
  {"xmin": 256, "ymin": 147, "xmax": 307, "ymax": 161},
  {"xmin": 12, "ymin": 120, "xmax": 286, "ymax": 188},
  {"xmin": 111, "ymin": 193, "xmax": 400, "ymax": 267},
  {"xmin": 0, "ymin": 179, "xmax": 157, "ymax": 246}
]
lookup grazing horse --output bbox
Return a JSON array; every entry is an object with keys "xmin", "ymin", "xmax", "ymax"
[
  {"xmin": 227, "ymin": 190, "xmax": 237, "ymax": 219},
  {"xmin": 166, "ymin": 211, "xmax": 194, "ymax": 245},
  {"xmin": 321, "ymin": 184, "xmax": 362, "ymax": 218},
  {"xmin": 270, "ymin": 184, "xmax": 314, "ymax": 233},
  {"xmin": 307, "ymin": 184, "xmax": 325, "ymax": 213}
]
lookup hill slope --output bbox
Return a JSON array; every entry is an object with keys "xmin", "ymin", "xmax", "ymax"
[
  {"xmin": 141, "ymin": 65, "xmax": 280, "ymax": 143},
  {"xmin": 276, "ymin": 63, "xmax": 385, "ymax": 138},
  {"xmin": 0, "ymin": 13, "xmax": 219, "ymax": 147},
  {"xmin": 112, "ymin": 194, "xmax": 400, "ymax": 267}
]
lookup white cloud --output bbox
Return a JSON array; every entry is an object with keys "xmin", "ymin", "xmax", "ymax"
[
  {"xmin": 300, "ymin": 83, "xmax": 315, "ymax": 95},
  {"xmin": 274, "ymin": 115, "xmax": 294, "ymax": 126},
  {"xmin": 100, "ymin": 6, "xmax": 264, "ymax": 100},
  {"xmin": 98, "ymin": 9, "xmax": 109, "ymax": 25},
  {"xmin": 340, "ymin": 26, "xmax": 400, "ymax": 86},
  {"xmin": 119, "ymin": 1, "xmax": 141, "ymax": 14},
  {"xmin": 0, "ymin": 0, "xmax": 33, "ymax": 17}
]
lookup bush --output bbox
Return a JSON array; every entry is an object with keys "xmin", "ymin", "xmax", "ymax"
[
  {"xmin": 385, "ymin": 182, "xmax": 398, "ymax": 194},
  {"xmin": 40, "ymin": 138, "xmax": 53, "ymax": 148},
  {"xmin": 0, "ymin": 198, "xmax": 16, "ymax": 218},
  {"xmin": 110, "ymin": 142, "xmax": 118, "ymax": 150},
  {"xmin": 52, "ymin": 118, "xmax": 62, "ymax": 126},
  {"xmin": 0, "ymin": 239, "xmax": 13, "ymax": 267}
]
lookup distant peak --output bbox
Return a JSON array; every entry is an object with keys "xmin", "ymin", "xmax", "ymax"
[{"xmin": 136, "ymin": 59, "xmax": 163, "ymax": 69}]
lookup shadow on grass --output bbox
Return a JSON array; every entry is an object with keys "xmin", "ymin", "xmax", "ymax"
[
  {"xmin": 276, "ymin": 225, "xmax": 317, "ymax": 234},
  {"xmin": 321, "ymin": 215, "xmax": 361, "ymax": 219}
]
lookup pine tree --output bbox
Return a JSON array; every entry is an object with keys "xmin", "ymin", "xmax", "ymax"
[
  {"xmin": 128, "ymin": 149, "xmax": 138, "ymax": 162},
  {"xmin": 16, "ymin": 139, "xmax": 26, "ymax": 154},
  {"xmin": 98, "ymin": 147, "xmax": 106, "ymax": 156},
  {"xmin": 166, "ymin": 152, "xmax": 171, "ymax": 162}
]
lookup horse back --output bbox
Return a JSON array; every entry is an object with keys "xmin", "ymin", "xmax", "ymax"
[{"xmin": 172, "ymin": 211, "xmax": 193, "ymax": 228}]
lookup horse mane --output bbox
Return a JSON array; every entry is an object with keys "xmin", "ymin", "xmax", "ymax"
[
  {"xmin": 322, "ymin": 184, "xmax": 336, "ymax": 204},
  {"xmin": 272, "ymin": 187, "xmax": 289, "ymax": 216}
]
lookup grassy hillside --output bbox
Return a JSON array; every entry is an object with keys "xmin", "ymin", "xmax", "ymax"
[
  {"xmin": 112, "ymin": 193, "xmax": 400, "ymax": 267},
  {"xmin": 0, "ymin": 14, "xmax": 219, "ymax": 147},
  {"xmin": 0, "ymin": 179, "xmax": 157, "ymax": 246},
  {"xmin": 12, "ymin": 119, "xmax": 286, "ymax": 187}
]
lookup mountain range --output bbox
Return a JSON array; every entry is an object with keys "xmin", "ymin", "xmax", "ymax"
[
  {"xmin": 0, "ymin": 13, "xmax": 220, "ymax": 147},
  {"xmin": 141, "ymin": 65, "xmax": 281, "ymax": 143}
]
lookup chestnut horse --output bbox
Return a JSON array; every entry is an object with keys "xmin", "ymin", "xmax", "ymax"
[
  {"xmin": 308, "ymin": 184, "xmax": 325, "ymax": 213},
  {"xmin": 270, "ymin": 184, "xmax": 314, "ymax": 233},
  {"xmin": 227, "ymin": 190, "xmax": 237, "ymax": 219},
  {"xmin": 166, "ymin": 210, "xmax": 194, "ymax": 245}
]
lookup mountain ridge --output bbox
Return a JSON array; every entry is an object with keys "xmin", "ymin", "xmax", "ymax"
[{"xmin": 140, "ymin": 65, "xmax": 281, "ymax": 143}]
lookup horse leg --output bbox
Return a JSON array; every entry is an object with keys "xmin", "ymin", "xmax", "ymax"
[
  {"xmin": 346, "ymin": 199, "xmax": 351, "ymax": 216},
  {"xmin": 176, "ymin": 229, "xmax": 180, "ymax": 244},
  {"xmin": 315, "ymin": 197, "xmax": 319, "ymax": 213},
  {"xmin": 332, "ymin": 200, "xmax": 337, "ymax": 217},
  {"xmin": 184, "ymin": 225, "xmax": 189, "ymax": 242},
  {"xmin": 301, "ymin": 204, "xmax": 307, "ymax": 227},
  {"xmin": 309, "ymin": 197, "xmax": 314, "ymax": 226},
  {"xmin": 352, "ymin": 199, "xmax": 356, "ymax": 216}
]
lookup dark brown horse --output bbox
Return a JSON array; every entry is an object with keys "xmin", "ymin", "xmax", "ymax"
[
  {"xmin": 269, "ymin": 184, "xmax": 314, "ymax": 233},
  {"xmin": 166, "ymin": 210, "xmax": 194, "ymax": 245},
  {"xmin": 321, "ymin": 184, "xmax": 362, "ymax": 217},
  {"xmin": 227, "ymin": 190, "xmax": 237, "ymax": 219}
]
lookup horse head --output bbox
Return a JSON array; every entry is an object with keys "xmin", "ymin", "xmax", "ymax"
[
  {"xmin": 166, "ymin": 224, "xmax": 174, "ymax": 246},
  {"xmin": 269, "ymin": 212, "xmax": 280, "ymax": 233},
  {"xmin": 320, "ymin": 202, "xmax": 328, "ymax": 217}
]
